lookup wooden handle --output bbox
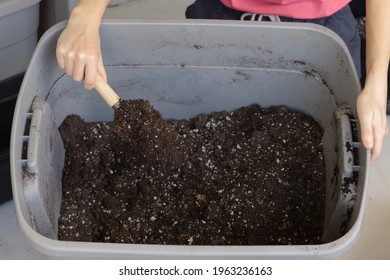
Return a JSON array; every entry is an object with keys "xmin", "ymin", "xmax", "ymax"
[{"xmin": 94, "ymin": 73, "xmax": 120, "ymax": 109}]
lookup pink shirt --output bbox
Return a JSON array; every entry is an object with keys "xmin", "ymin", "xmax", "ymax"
[{"xmin": 219, "ymin": 0, "xmax": 351, "ymax": 19}]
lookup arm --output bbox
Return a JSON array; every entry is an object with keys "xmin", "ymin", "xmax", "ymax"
[
  {"xmin": 357, "ymin": 0, "xmax": 390, "ymax": 162},
  {"xmin": 56, "ymin": 0, "xmax": 110, "ymax": 89}
]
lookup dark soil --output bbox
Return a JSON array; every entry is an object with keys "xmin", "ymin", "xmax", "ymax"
[{"xmin": 58, "ymin": 99, "xmax": 326, "ymax": 245}]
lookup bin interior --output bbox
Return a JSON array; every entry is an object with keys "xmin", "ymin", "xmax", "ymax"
[{"xmin": 11, "ymin": 21, "xmax": 367, "ymax": 259}]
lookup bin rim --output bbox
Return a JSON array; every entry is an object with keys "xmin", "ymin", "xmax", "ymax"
[{"xmin": 11, "ymin": 19, "xmax": 367, "ymax": 259}]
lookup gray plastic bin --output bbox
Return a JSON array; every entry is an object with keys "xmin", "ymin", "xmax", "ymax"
[
  {"xmin": 11, "ymin": 20, "xmax": 368, "ymax": 259},
  {"xmin": 0, "ymin": 0, "xmax": 41, "ymax": 81}
]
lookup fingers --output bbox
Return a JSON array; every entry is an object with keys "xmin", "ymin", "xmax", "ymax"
[
  {"xmin": 84, "ymin": 53, "xmax": 108, "ymax": 89},
  {"xmin": 359, "ymin": 109, "xmax": 388, "ymax": 163},
  {"xmin": 56, "ymin": 41, "xmax": 78, "ymax": 79},
  {"xmin": 371, "ymin": 134, "xmax": 383, "ymax": 162},
  {"xmin": 356, "ymin": 87, "xmax": 388, "ymax": 163},
  {"xmin": 370, "ymin": 116, "xmax": 388, "ymax": 162},
  {"xmin": 56, "ymin": 42, "xmax": 66, "ymax": 70},
  {"xmin": 73, "ymin": 53, "xmax": 87, "ymax": 83},
  {"xmin": 359, "ymin": 113, "xmax": 374, "ymax": 150},
  {"xmin": 84, "ymin": 54, "xmax": 98, "ymax": 90},
  {"xmin": 57, "ymin": 46, "xmax": 104, "ymax": 90},
  {"xmin": 97, "ymin": 54, "xmax": 107, "ymax": 82},
  {"xmin": 56, "ymin": 33, "xmax": 104, "ymax": 90}
]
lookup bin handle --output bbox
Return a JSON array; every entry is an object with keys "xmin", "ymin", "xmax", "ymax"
[{"xmin": 26, "ymin": 97, "xmax": 46, "ymax": 173}]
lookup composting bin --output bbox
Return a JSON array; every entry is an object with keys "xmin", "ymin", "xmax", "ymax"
[{"xmin": 11, "ymin": 20, "xmax": 368, "ymax": 259}]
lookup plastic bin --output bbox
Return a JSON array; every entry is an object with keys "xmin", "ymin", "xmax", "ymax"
[
  {"xmin": 0, "ymin": 0, "xmax": 41, "ymax": 81},
  {"xmin": 11, "ymin": 20, "xmax": 368, "ymax": 259}
]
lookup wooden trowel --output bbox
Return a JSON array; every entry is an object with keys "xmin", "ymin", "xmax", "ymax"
[{"xmin": 94, "ymin": 72, "xmax": 121, "ymax": 110}]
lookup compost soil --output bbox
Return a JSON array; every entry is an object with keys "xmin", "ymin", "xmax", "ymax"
[{"xmin": 58, "ymin": 99, "xmax": 326, "ymax": 245}]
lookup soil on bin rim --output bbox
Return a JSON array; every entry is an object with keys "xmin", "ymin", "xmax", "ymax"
[{"xmin": 58, "ymin": 99, "xmax": 326, "ymax": 245}]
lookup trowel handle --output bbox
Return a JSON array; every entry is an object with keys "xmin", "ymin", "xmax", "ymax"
[{"xmin": 94, "ymin": 73, "xmax": 120, "ymax": 110}]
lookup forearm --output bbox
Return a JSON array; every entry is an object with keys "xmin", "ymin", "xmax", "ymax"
[
  {"xmin": 69, "ymin": 0, "xmax": 110, "ymax": 29},
  {"xmin": 365, "ymin": 0, "xmax": 390, "ymax": 91},
  {"xmin": 74, "ymin": 0, "xmax": 110, "ymax": 16}
]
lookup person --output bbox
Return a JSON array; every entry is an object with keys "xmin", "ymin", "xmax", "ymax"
[{"xmin": 56, "ymin": 0, "xmax": 390, "ymax": 162}]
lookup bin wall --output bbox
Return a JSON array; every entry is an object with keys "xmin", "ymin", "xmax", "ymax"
[{"xmin": 11, "ymin": 21, "xmax": 367, "ymax": 259}]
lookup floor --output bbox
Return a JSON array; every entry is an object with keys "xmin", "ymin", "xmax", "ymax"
[{"xmin": 1, "ymin": 0, "xmax": 390, "ymax": 259}]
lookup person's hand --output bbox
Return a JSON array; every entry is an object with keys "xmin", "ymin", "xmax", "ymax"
[
  {"xmin": 357, "ymin": 77, "xmax": 388, "ymax": 163},
  {"xmin": 56, "ymin": 1, "xmax": 108, "ymax": 89},
  {"xmin": 359, "ymin": 0, "xmax": 390, "ymax": 163}
]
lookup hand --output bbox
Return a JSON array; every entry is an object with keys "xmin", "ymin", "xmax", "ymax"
[
  {"xmin": 360, "ymin": 0, "xmax": 390, "ymax": 163},
  {"xmin": 56, "ymin": 1, "xmax": 108, "ymax": 89},
  {"xmin": 357, "ymin": 79, "xmax": 388, "ymax": 163}
]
